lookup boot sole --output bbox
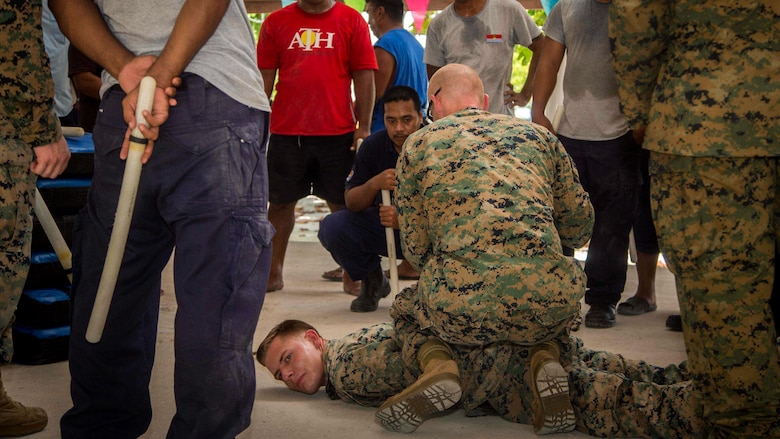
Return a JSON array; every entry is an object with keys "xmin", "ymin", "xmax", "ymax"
[
  {"xmin": 584, "ymin": 318, "xmax": 615, "ymax": 329},
  {"xmin": 375, "ymin": 373, "xmax": 461, "ymax": 433},
  {"xmin": 532, "ymin": 360, "xmax": 575, "ymax": 435},
  {"xmin": 349, "ymin": 301, "xmax": 378, "ymax": 312}
]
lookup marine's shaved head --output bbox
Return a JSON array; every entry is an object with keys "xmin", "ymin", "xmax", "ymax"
[{"xmin": 427, "ymin": 64, "xmax": 489, "ymax": 121}]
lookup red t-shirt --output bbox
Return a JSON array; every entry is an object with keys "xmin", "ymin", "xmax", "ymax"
[{"xmin": 257, "ymin": 3, "xmax": 378, "ymax": 135}]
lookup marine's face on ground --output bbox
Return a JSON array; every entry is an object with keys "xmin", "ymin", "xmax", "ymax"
[{"xmin": 264, "ymin": 332, "xmax": 325, "ymax": 395}]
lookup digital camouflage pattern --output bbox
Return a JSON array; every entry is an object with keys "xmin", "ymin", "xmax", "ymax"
[
  {"xmin": 0, "ymin": 164, "xmax": 35, "ymax": 365},
  {"xmin": 610, "ymin": 1, "xmax": 780, "ymax": 437},
  {"xmin": 609, "ymin": 1, "xmax": 780, "ymax": 158},
  {"xmin": 393, "ymin": 109, "xmax": 593, "ymax": 347},
  {"xmin": 1, "ymin": 0, "xmax": 60, "ymax": 163},
  {"xmin": 650, "ymin": 154, "xmax": 780, "ymax": 438},
  {"xmin": 1, "ymin": 0, "xmax": 58, "ymax": 364},
  {"xmin": 565, "ymin": 336, "xmax": 705, "ymax": 438},
  {"xmin": 324, "ymin": 323, "xmax": 704, "ymax": 438},
  {"xmin": 324, "ymin": 323, "xmax": 418, "ymax": 406}
]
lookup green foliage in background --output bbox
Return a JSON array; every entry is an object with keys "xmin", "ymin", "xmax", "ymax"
[
  {"xmin": 249, "ymin": 13, "xmax": 265, "ymax": 40},
  {"xmin": 511, "ymin": 9, "xmax": 546, "ymax": 99}
]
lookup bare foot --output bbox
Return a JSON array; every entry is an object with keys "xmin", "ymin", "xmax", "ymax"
[
  {"xmin": 343, "ymin": 270, "xmax": 361, "ymax": 296},
  {"xmin": 266, "ymin": 270, "xmax": 284, "ymax": 292}
]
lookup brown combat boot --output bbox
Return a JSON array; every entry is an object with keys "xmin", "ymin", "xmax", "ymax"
[
  {"xmin": 0, "ymin": 375, "xmax": 47, "ymax": 437},
  {"xmin": 375, "ymin": 339, "xmax": 462, "ymax": 433},
  {"xmin": 529, "ymin": 341, "xmax": 575, "ymax": 435}
]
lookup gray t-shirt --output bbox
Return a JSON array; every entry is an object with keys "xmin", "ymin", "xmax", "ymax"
[
  {"xmin": 424, "ymin": 0, "xmax": 541, "ymax": 115},
  {"xmin": 543, "ymin": 0, "xmax": 627, "ymax": 140},
  {"xmin": 95, "ymin": 0, "xmax": 269, "ymax": 112}
]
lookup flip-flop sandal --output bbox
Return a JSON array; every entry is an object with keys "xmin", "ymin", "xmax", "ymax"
[
  {"xmin": 617, "ymin": 296, "xmax": 657, "ymax": 316},
  {"xmin": 322, "ymin": 267, "xmax": 342, "ymax": 282}
]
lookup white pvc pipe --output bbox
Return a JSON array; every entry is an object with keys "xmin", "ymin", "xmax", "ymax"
[
  {"xmin": 61, "ymin": 126, "xmax": 85, "ymax": 138},
  {"xmin": 86, "ymin": 77, "xmax": 156, "ymax": 343},
  {"xmin": 33, "ymin": 188, "xmax": 73, "ymax": 284},
  {"xmin": 381, "ymin": 189, "xmax": 399, "ymax": 295}
]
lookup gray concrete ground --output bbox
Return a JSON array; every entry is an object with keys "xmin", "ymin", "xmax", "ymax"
[{"xmin": 8, "ymin": 197, "xmax": 686, "ymax": 438}]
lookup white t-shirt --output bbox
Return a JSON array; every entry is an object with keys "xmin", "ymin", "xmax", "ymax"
[
  {"xmin": 543, "ymin": 0, "xmax": 628, "ymax": 140},
  {"xmin": 424, "ymin": 0, "xmax": 541, "ymax": 115}
]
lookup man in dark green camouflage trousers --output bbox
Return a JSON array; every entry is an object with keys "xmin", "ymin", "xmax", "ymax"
[
  {"xmin": 257, "ymin": 320, "xmax": 704, "ymax": 437},
  {"xmin": 610, "ymin": 1, "xmax": 780, "ymax": 437},
  {"xmin": 1, "ymin": 0, "xmax": 71, "ymax": 435}
]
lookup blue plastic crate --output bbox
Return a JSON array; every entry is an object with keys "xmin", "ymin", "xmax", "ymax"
[
  {"xmin": 12, "ymin": 324, "xmax": 70, "ymax": 365},
  {"xmin": 24, "ymin": 251, "xmax": 70, "ymax": 290},
  {"xmin": 16, "ymin": 288, "xmax": 70, "ymax": 328}
]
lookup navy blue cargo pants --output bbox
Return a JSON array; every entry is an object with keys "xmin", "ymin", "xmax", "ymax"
[
  {"xmin": 319, "ymin": 207, "xmax": 402, "ymax": 280},
  {"xmin": 60, "ymin": 75, "xmax": 273, "ymax": 439}
]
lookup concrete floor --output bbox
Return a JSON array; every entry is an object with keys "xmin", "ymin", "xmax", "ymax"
[{"xmin": 8, "ymin": 205, "xmax": 686, "ymax": 438}]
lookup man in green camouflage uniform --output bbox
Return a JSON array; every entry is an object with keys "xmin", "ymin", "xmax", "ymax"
[
  {"xmin": 393, "ymin": 64, "xmax": 593, "ymax": 350},
  {"xmin": 257, "ymin": 320, "xmax": 704, "ymax": 438},
  {"xmin": 609, "ymin": 1, "xmax": 780, "ymax": 438},
  {"xmin": 385, "ymin": 63, "xmax": 592, "ymax": 434},
  {"xmin": 1, "ymin": 0, "xmax": 71, "ymax": 435}
]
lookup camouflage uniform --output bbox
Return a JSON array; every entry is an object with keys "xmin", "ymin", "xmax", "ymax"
[
  {"xmin": 324, "ymin": 324, "xmax": 418, "ymax": 406},
  {"xmin": 392, "ymin": 109, "xmax": 593, "ymax": 349},
  {"xmin": 610, "ymin": 1, "xmax": 780, "ymax": 437},
  {"xmin": 0, "ymin": 0, "xmax": 60, "ymax": 365},
  {"xmin": 324, "ymin": 323, "xmax": 704, "ymax": 438}
]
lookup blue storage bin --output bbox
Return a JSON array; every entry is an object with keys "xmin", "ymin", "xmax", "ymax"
[
  {"xmin": 12, "ymin": 324, "xmax": 70, "ymax": 365},
  {"xmin": 16, "ymin": 288, "xmax": 70, "ymax": 328},
  {"xmin": 24, "ymin": 251, "xmax": 70, "ymax": 290}
]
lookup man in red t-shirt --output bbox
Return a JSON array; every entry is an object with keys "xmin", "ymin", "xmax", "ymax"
[{"xmin": 257, "ymin": 0, "xmax": 378, "ymax": 292}]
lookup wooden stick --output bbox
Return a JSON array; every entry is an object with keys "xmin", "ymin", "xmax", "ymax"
[
  {"xmin": 381, "ymin": 189, "xmax": 399, "ymax": 295},
  {"xmin": 33, "ymin": 188, "xmax": 72, "ymax": 283},
  {"xmin": 86, "ymin": 77, "xmax": 156, "ymax": 344}
]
